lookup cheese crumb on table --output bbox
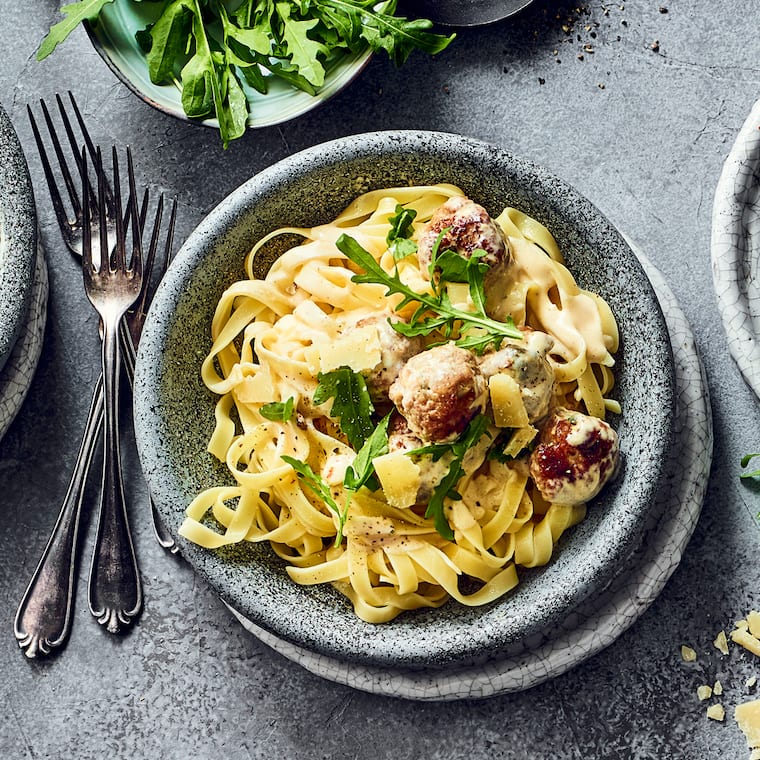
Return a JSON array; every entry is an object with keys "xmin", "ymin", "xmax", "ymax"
[
  {"xmin": 714, "ymin": 680, "xmax": 724, "ymax": 696},
  {"xmin": 714, "ymin": 630, "xmax": 730, "ymax": 655},
  {"xmin": 707, "ymin": 703, "xmax": 726, "ymax": 721},
  {"xmin": 732, "ymin": 628, "xmax": 760, "ymax": 657},
  {"xmin": 748, "ymin": 676, "xmax": 758, "ymax": 689},
  {"xmin": 681, "ymin": 645, "xmax": 698, "ymax": 662},
  {"xmin": 697, "ymin": 685, "xmax": 713, "ymax": 701}
]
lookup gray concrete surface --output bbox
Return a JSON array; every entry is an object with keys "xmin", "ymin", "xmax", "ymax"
[{"xmin": 1, "ymin": 0, "xmax": 759, "ymax": 757}]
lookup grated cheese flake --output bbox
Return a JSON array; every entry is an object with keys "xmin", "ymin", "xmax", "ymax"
[{"xmin": 706, "ymin": 704, "xmax": 725, "ymax": 722}]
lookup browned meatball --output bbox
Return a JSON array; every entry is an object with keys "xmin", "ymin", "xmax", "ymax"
[
  {"xmin": 478, "ymin": 330, "xmax": 556, "ymax": 423},
  {"xmin": 388, "ymin": 342, "xmax": 488, "ymax": 443},
  {"xmin": 354, "ymin": 313, "xmax": 425, "ymax": 402},
  {"xmin": 529, "ymin": 408, "xmax": 619, "ymax": 505},
  {"xmin": 417, "ymin": 196, "xmax": 510, "ymax": 277}
]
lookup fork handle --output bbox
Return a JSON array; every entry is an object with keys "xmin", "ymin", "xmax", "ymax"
[
  {"xmin": 88, "ymin": 317, "xmax": 142, "ymax": 633},
  {"xmin": 119, "ymin": 319, "xmax": 178, "ymax": 554},
  {"xmin": 14, "ymin": 375, "xmax": 104, "ymax": 657}
]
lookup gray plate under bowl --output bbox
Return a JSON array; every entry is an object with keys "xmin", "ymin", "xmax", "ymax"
[
  {"xmin": 134, "ymin": 130, "xmax": 675, "ymax": 671},
  {"xmin": 0, "ymin": 104, "xmax": 37, "ymax": 375}
]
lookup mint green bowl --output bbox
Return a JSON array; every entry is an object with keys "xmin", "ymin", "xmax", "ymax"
[{"xmin": 85, "ymin": 0, "xmax": 376, "ymax": 130}]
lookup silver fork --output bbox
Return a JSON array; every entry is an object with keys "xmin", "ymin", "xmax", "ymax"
[
  {"xmin": 82, "ymin": 146, "xmax": 144, "ymax": 634},
  {"xmin": 27, "ymin": 92, "xmax": 177, "ymax": 553},
  {"xmin": 14, "ymin": 120, "xmax": 176, "ymax": 659}
]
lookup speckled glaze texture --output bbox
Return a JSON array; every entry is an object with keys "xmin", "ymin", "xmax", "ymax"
[
  {"xmin": 134, "ymin": 131, "xmax": 676, "ymax": 671},
  {"xmin": 711, "ymin": 98, "xmax": 760, "ymax": 398},
  {"xmin": 226, "ymin": 244, "xmax": 711, "ymax": 699},
  {"xmin": 0, "ymin": 103, "xmax": 37, "ymax": 375},
  {"xmin": 0, "ymin": 245, "xmax": 47, "ymax": 440}
]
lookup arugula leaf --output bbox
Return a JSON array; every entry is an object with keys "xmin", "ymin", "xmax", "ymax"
[
  {"xmin": 387, "ymin": 203, "xmax": 418, "ymax": 261},
  {"xmin": 313, "ymin": 368, "xmax": 375, "ymax": 451},
  {"xmin": 336, "ymin": 233, "xmax": 522, "ymax": 353},
  {"xmin": 281, "ymin": 456, "xmax": 349, "ymax": 544},
  {"xmin": 407, "ymin": 415, "xmax": 492, "ymax": 540},
  {"xmin": 344, "ymin": 413, "xmax": 390, "ymax": 492},
  {"xmin": 318, "ymin": 0, "xmax": 454, "ymax": 66},
  {"xmin": 260, "ymin": 397, "xmax": 295, "ymax": 422},
  {"xmin": 37, "ymin": 0, "xmax": 114, "ymax": 60},
  {"xmin": 740, "ymin": 453, "xmax": 760, "ymax": 479},
  {"xmin": 277, "ymin": 2, "xmax": 328, "ymax": 87},
  {"xmin": 283, "ymin": 414, "xmax": 389, "ymax": 546}
]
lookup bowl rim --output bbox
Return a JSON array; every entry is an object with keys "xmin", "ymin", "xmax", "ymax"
[
  {"xmin": 0, "ymin": 105, "xmax": 37, "ymax": 375},
  {"xmin": 135, "ymin": 129, "xmax": 676, "ymax": 668}
]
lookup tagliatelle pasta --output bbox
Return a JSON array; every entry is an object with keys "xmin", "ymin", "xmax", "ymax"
[{"xmin": 179, "ymin": 184, "xmax": 620, "ymax": 623}]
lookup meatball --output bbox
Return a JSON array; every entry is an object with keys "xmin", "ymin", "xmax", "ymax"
[
  {"xmin": 417, "ymin": 196, "xmax": 510, "ymax": 277},
  {"xmin": 529, "ymin": 408, "xmax": 619, "ymax": 506},
  {"xmin": 389, "ymin": 343, "xmax": 488, "ymax": 443},
  {"xmin": 354, "ymin": 313, "xmax": 425, "ymax": 402},
  {"xmin": 479, "ymin": 330, "xmax": 556, "ymax": 423}
]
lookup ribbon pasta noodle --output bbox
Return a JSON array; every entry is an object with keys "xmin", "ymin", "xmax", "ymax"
[{"xmin": 179, "ymin": 184, "xmax": 620, "ymax": 624}]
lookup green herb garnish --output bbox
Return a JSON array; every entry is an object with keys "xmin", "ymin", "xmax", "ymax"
[
  {"xmin": 407, "ymin": 415, "xmax": 492, "ymax": 540},
  {"xmin": 336, "ymin": 233, "xmax": 522, "ymax": 354},
  {"xmin": 260, "ymin": 397, "xmax": 295, "ymax": 422},
  {"xmin": 387, "ymin": 204, "xmax": 418, "ymax": 261},
  {"xmin": 37, "ymin": 0, "xmax": 455, "ymax": 147},
  {"xmin": 313, "ymin": 368, "xmax": 375, "ymax": 451},
  {"xmin": 283, "ymin": 413, "xmax": 390, "ymax": 545}
]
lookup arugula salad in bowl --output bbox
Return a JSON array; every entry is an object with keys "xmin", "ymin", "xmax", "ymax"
[{"xmin": 37, "ymin": 0, "xmax": 453, "ymax": 146}]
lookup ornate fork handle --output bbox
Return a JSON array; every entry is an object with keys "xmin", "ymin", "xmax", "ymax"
[
  {"xmin": 13, "ymin": 375, "xmax": 104, "ymax": 657},
  {"xmin": 88, "ymin": 312, "xmax": 142, "ymax": 633}
]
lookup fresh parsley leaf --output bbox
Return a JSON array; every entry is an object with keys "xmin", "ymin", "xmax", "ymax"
[
  {"xmin": 260, "ymin": 397, "xmax": 295, "ymax": 422},
  {"xmin": 313, "ymin": 368, "xmax": 375, "ymax": 451},
  {"xmin": 37, "ymin": 0, "xmax": 114, "ymax": 60},
  {"xmin": 387, "ymin": 204, "xmax": 418, "ymax": 261},
  {"xmin": 336, "ymin": 233, "xmax": 522, "ymax": 354}
]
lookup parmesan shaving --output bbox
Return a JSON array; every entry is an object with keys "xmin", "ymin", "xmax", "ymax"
[
  {"xmin": 749, "ymin": 610, "xmax": 760, "ymax": 638},
  {"xmin": 489, "ymin": 373, "xmax": 530, "ymax": 428},
  {"xmin": 706, "ymin": 704, "xmax": 725, "ymax": 722},
  {"xmin": 372, "ymin": 452, "xmax": 421, "ymax": 509},
  {"xmin": 736, "ymin": 699, "xmax": 760, "ymax": 749},
  {"xmin": 732, "ymin": 628, "xmax": 760, "ymax": 657}
]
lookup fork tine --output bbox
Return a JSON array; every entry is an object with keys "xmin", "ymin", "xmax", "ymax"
[
  {"xmin": 64, "ymin": 92, "xmax": 116, "ymax": 220},
  {"xmin": 39, "ymin": 98, "xmax": 82, "ymax": 224},
  {"xmin": 81, "ymin": 148, "xmax": 93, "ymax": 276},
  {"xmin": 28, "ymin": 104, "xmax": 76, "ymax": 236},
  {"xmin": 125, "ymin": 147, "xmax": 143, "ymax": 279},
  {"xmin": 108, "ymin": 147, "xmax": 125, "ymax": 273}
]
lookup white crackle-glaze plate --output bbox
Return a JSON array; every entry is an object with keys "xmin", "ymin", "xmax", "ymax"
[
  {"xmin": 226, "ymin": 245, "xmax": 711, "ymax": 699},
  {"xmin": 85, "ymin": 0, "xmax": 379, "ymax": 132},
  {"xmin": 712, "ymin": 99, "xmax": 760, "ymax": 397},
  {"xmin": 0, "ymin": 246, "xmax": 48, "ymax": 441}
]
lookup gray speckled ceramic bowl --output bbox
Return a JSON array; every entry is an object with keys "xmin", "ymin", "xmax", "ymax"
[
  {"xmin": 134, "ymin": 131, "xmax": 675, "ymax": 670},
  {"xmin": 0, "ymin": 104, "xmax": 37, "ymax": 375}
]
